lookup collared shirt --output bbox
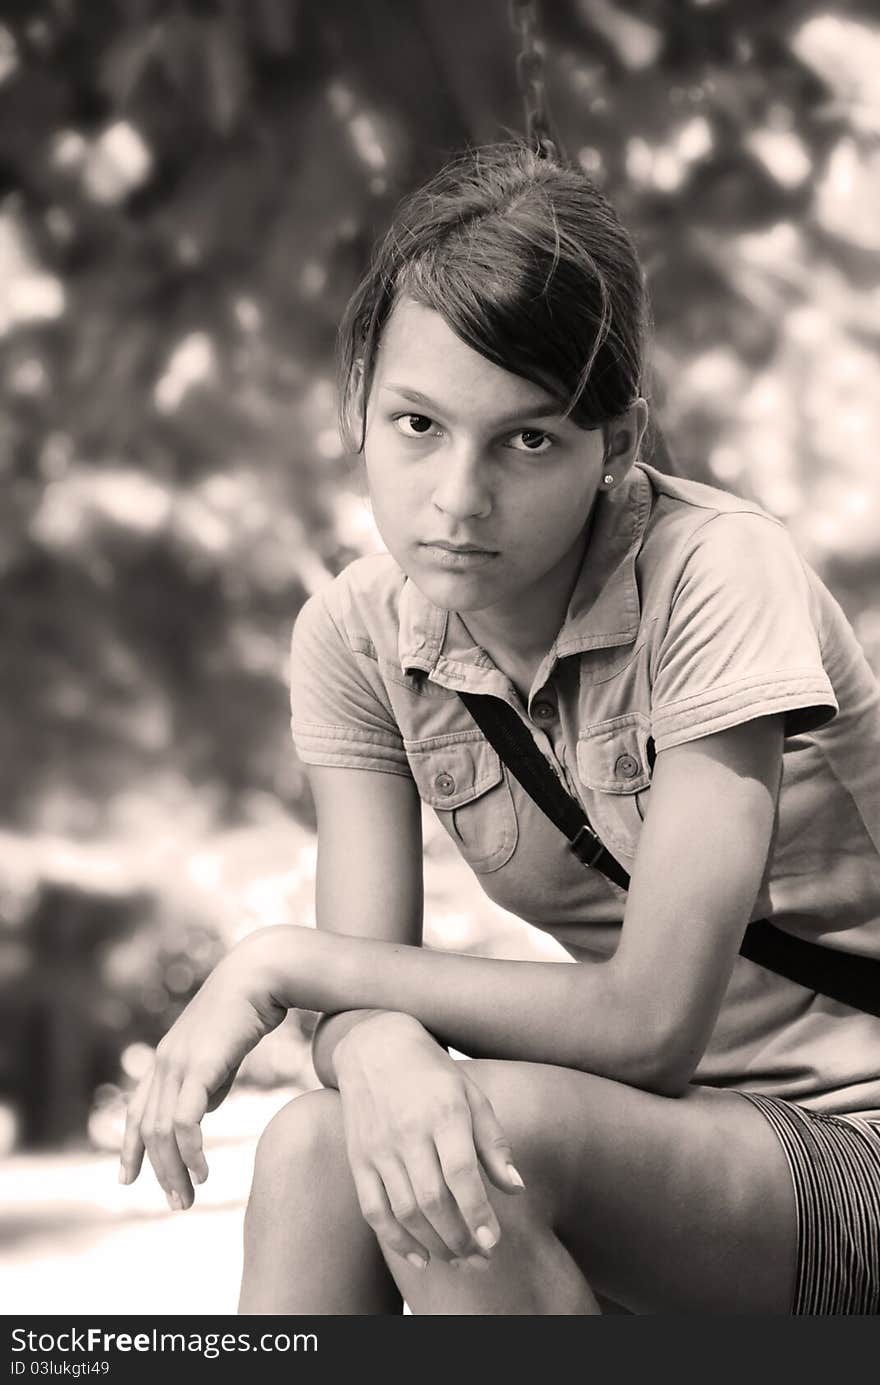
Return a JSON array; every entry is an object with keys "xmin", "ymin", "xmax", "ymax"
[{"xmin": 290, "ymin": 462, "xmax": 880, "ymax": 1116}]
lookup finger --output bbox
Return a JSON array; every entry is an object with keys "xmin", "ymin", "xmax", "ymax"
[
  {"xmin": 153, "ymin": 1067, "xmax": 196, "ymax": 1209},
  {"xmin": 174, "ymin": 1076, "xmax": 210, "ymax": 1187},
  {"xmin": 432, "ymin": 1122, "xmax": 501, "ymax": 1257},
  {"xmin": 350, "ymin": 1163, "xmax": 433, "ymax": 1272},
  {"xmin": 374, "ymin": 1152, "xmax": 461, "ymax": 1264},
  {"xmin": 119, "ymin": 1076, "xmax": 151, "ymax": 1185},
  {"xmin": 464, "ymin": 1076, "xmax": 525, "ymax": 1193},
  {"xmin": 395, "ymin": 1141, "xmax": 477, "ymax": 1262},
  {"xmin": 142, "ymin": 1074, "xmax": 177, "ymax": 1208}
]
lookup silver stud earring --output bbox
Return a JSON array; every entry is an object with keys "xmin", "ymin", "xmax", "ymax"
[{"xmin": 603, "ymin": 473, "xmax": 615, "ymax": 487}]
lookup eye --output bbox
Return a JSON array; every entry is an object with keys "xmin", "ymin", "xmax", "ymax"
[
  {"xmin": 393, "ymin": 413, "xmax": 438, "ymax": 437},
  {"xmin": 507, "ymin": 429, "xmax": 553, "ymax": 454}
]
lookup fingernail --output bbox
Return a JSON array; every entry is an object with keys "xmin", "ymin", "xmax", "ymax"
[
  {"xmin": 449, "ymin": 1258, "xmax": 463, "ymax": 1271},
  {"xmin": 475, "ymin": 1225, "xmax": 497, "ymax": 1251},
  {"xmin": 467, "ymin": 1254, "xmax": 490, "ymax": 1271},
  {"xmin": 118, "ymin": 1166, "xmax": 129, "ymax": 1185},
  {"xmin": 405, "ymin": 1252, "xmax": 428, "ymax": 1271},
  {"xmin": 192, "ymin": 1167, "xmax": 207, "ymax": 1185},
  {"xmin": 506, "ymin": 1162, "xmax": 525, "ymax": 1189},
  {"xmin": 167, "ymin": 1191, "xmax": 182, "ymax": 1211}
]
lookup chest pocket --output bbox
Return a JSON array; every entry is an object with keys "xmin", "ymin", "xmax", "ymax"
[
  {"xmin": 576, "ymin": 712, "xmax": 654, "ymax": 858},
  {"xmin": 406, "ymin": 735, "xmax": 518, "ymax": 873}
]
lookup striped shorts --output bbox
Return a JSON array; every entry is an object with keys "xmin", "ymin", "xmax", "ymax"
[{"xmin": 741, "ymin": 1092, "xmax": 880, "ymax": 1314}]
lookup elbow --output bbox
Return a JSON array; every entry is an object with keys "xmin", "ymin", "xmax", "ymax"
[
  {"xmin": 575, "ymin": 1009, "xmax": 697, "ymax": 1098},
  {"xmin": 643, "ymin": 1064, "xmax": 692, "ymax": 1100},
  {"xmin": 632, "ymin": 1026, "xmax": 701, "ymax": 1098},
  {"xmin": 567, "ymin": 967, "xmax": 705, "ymax": 1097},
  {"xmin": 580, "ymin": 966, "xmax": 706, "ymax": 1097},
  {"xmin": 614, "ymin": 1050, "xmax": 692, "ymax": 1099},
  {"xmin": 569, "ymin": 1038, "xmax": 693, "ymax": 1097}
]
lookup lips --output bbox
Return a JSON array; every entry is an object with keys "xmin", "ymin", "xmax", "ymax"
[
  {"xmin": 419, "ymin": 541, "xmax": 498, "ymax": 570},
  {"xmin": 422, "ymin": 541, "xmax": 497, "ymax": 555}
]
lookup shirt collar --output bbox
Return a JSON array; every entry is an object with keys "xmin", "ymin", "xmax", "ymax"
[{"xmin": 398, "ymin": 461, "xmax": 653, "ymax": 681}]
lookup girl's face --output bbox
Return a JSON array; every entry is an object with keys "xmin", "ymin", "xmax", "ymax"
[{"xmin": 363, "ymin": 297, "xmax": 644, "ymax": 628}]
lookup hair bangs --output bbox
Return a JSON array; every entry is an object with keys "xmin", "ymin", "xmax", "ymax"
[
  {"xmin": 336, "ymin": 141, "xmax": 649, "ymax": 452},
  {"xmin": 397, "ymin": 235, "xmax": 612, "ymax": 430}
]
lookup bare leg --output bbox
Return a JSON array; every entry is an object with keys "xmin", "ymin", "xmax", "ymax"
[
  {"xmin": 388, "ymin": 1167, "xmax": 602, "ymax": 1315},
  {"xmin": 237, "ymin": 1085, "xmax": 597, "ymax": 1314},
  {"xmin": 238, "ymin": 1088, "xmax": 402, "ymax": 1315},
  {"xmin": 388, "ymin": 1059, "xmax": 797, "ymax": 1316},
  {"xmin": 239, "ymin": 1063, "xmax": 798, "ymax": 1315}
]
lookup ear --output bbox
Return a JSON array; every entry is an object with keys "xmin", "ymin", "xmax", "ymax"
[
  {"xmin": 602, "ymin": 398, "xmax": 649, "ymax": 479},
  {"xmin": 342, "ymin": 356, "xmax": 367, "ymax": 450}
]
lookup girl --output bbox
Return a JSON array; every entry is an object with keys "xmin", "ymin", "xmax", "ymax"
[{"xmin": 119, "ymin": 143, "xmax": 880, "ymax": 1315}]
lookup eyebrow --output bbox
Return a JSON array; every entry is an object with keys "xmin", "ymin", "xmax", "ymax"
[{"xmin": 381, "ymin": 383, "xmax": 564, "ymax": 427}]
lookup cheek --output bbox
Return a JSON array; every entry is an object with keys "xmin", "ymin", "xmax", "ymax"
[
  {"xmin": 365, "ymin": 447, "xmax": 427, "ymax": 514},
  {"xmin": 362, "ymin": 458, "xmax": 418, "ymax": 551},
  {"xmin": 365, "ymin": 462, "xmax": 409, "ymax": 519},
  {"xmin": 364, "ymin": 429, "xmax": 402, "ymax": 485},
  {"xmin": 363, "ymin": 446, "xmax": 393, "ymax": 506},
  {"xmin": 512, "ymin": 477, "xmax": 595, "ymax": 537}
]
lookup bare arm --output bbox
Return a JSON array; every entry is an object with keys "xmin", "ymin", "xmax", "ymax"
[
  {"xmin": 121, "ymin": 713, "xmax": 783, "ymax": 1243},
  {"xmin": 250, "ymin": 714, "xmax": 785, "ymax": 1096},
  {"xmin": 308, "ymin": 765, "xmax": 428, "ymax": 1088}
]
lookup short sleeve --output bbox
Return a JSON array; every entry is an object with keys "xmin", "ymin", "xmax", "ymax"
[
  {"xmin": 650, "ymin": 512, "xmax": 838, "ymax": 752},
  {"xmin": 289, "ymin": 589, "xmax": 410, "ymax": 774}
]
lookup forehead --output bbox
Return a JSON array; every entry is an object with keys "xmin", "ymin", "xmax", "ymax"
[{"xmin": 374, "ymin": 297, "xmax": 558, "ymax": 417}]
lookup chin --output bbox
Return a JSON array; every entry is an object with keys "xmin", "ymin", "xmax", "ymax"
[{"xmin": 407, "ymin": 568, "xmax": 498, "ymax": 612}]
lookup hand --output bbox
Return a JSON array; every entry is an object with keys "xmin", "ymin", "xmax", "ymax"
[
  {"xmin": 333, "ymin": 1012, "xmax": 525, "ymax": 1272},
  {"xmin": 118, "ymin": 943, "xmax": 286, "ymax": 1210}
]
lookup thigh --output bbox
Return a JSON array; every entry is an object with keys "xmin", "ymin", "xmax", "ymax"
[{"xmin": 460, "ymin": 1059, "xmax": 797, "ymax": 1314}]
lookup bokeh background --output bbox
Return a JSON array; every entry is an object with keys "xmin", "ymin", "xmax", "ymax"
[{"xmin": 1, "ymin": 0, "xmax": 879, "ymax": 1314}]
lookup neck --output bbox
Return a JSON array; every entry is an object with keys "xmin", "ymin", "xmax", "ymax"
[{"xmin": 460, "ymin": 517, "xmax": 593, "ymax": 678}]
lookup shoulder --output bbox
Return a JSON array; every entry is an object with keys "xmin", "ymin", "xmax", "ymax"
[
  {"xmin": 289, "ymin": 554, "xmax": 412, "ymax": 767},
  {"xmin": 293, "ymin": 553, "xmax": 407, "ymax": 662},
  {"xmin": 635, "ymin": 463, "xmax": 807, "ymax": 596},
  {"xmin": 631, "ymin": 469, "xmax": 839, "ymax": 747},
  {"xmin": 638, "ymin": 462, "xmax": 786, "ymax": 542}
]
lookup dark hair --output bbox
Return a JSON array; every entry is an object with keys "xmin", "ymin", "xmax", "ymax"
[{"xmin": 337, "ymin": 142, "xmax": 650, "ymax": 451}]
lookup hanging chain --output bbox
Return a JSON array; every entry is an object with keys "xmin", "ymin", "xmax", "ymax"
[{"xmin": 509, "ymin": 0, "xmax": 559, "ymax": 160}]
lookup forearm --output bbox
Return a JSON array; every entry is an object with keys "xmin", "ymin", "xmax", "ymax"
[
  {"xmin": 245, "ymin": 925, "xmax": 670, "ymax": 1091},
  {"xmin": 272, "ymin": 725, "xmax": 777, "ymax": 1098}
]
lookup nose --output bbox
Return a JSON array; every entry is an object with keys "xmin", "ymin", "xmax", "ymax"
[{"xmin": 431, "ymin": 443, "xmax": 492, "ymax": 521}]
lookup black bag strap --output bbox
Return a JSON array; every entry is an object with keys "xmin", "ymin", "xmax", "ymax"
[
  {"xmin": 458, "ymin": 690, "xmax": 880, "ymax": 1018},
  {"xmin": 459, "ymin": 690, "xmax": 630, "ymax": 890}
]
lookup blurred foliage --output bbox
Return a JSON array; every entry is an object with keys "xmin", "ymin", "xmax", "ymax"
[{"xmin": 0, "ymin": 0, "xmax": 879, "ymax": 1146}]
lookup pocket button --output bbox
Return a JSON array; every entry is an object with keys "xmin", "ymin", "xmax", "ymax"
[
  {"xmin": 532, "ymin": 700, "xmax": 557, "ymax": 723},
  {"xmin": 614, "ymin": 753, "xmax": 640, "ymax": 780},
  {"xmin": 434, "ymin": 771, "xmax": 456, "ymax": 796}
]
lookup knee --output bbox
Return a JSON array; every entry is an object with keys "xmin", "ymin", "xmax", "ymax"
[{"xmin": 250, "ymin": 1087, "xmax": 347, "ymax": 1201}]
